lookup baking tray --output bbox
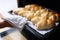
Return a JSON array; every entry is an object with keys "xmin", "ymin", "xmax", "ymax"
[{"xmin": 8, "ymin": 9, "xmax": 60, "ymax": 40}]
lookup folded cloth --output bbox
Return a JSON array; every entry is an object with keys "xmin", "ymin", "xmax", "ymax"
[{"xmin": 0, "ymin": 12, "xmax": 28, "ymax": 29}]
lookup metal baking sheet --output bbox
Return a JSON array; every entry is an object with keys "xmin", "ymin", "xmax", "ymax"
[
  {"xmin": 8, "ymin": 10, "xmax": 59, "ymax": 35},
  {"xmin": 8, "ymin": 10, "xmax": 60, "ymax": 40}
]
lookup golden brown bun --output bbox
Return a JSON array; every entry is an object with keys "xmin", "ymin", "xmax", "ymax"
[
  {"xmin": 31, "ymin": 16, "xmax": 41, "ymax": 24},
  {"xmin": 40, "ymin": 11, "xmax": 48, "ymax": 19},
  {"xmin": 18, "ymin": 8, "xmax": 27, "ymax": 16},
  {"xmin": 25, "ymin": 4, "xmax": 40, "ymax": 11},
  {"xmin": 35, "ymin": 19, "xmax": 47, "ymax": 30},
  {"xmin": 34, "ymin": 10, "xmax": 41, "ymax": 16},
  {"xmin": 13, "ymin": 8, "xmax": 24, "ymax": 14},
  {"xmin": 36, "ymin": 19, "xmax": 54, "ymax": 30},
  {"xmin": 39, "ymin": 9, "xmax": 47, "ymax": 13},
  {"xmin": 54, "ymin": 13, "xmax": 59, "ymax": 21},
  {"xmin": 24, "ymin": 11, "xmax": 34, "ymax": 20},
  {"xmin": 47, "ymin": 19, "xmax": 54, "ymax": 28},
  {"xmin": 48, "ymin": 12, "xmax": 59, "ymax": 21}
]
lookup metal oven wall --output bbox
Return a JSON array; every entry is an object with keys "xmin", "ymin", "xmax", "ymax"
[{"xmin": 17, "ymin": 0, "xmax": 60, "ymax": 12}]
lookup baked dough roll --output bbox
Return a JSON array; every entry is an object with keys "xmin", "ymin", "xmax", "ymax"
[
  {"xmin": 48, "ymin": 12, "xmax": 54, "ymax": 17},
  {"xmin": 35, "ymin": 19, "xmax": 54, "ymax": 30},
  {"xmin": 40, "ymin": 11, "xmax": 49, "ymax": 20},
  {"xmin": 25, "ymin": 4, "xmax": 40, "ymax": 11},
  {"xmin": 18, "ymin": 8, "xmax": 27, "ymax": 17},
  {"xmin": 25, "ymin": 5, "xmax": 31, "ymax": 10},
  {"xmin": 48, "ymin": 12, "xmax": 59, "ymax": 21},
  {"xmin": 35, "ymin": 19, "xmax": 47, "ymax": 30},
  {"xmin": 54, "ymin": 13, "xmax": 59, "ymax": 21},
  {"xmin": 49, "ymin": 15, "xmax": 55, "ymax": 21},
  {"xmin": 13, "ymin": 8, "xmax": 24, "ymax": 14},
  {"xmin": 31, "ymin": 16, "xmax": 40, "ymax": 24},
  {"xmin": 34, "ymin": 10, "xmax": 41, "ymax": 16},
  {"xmin": 47, "ymin": 19, "xmax": 55, "ymax": 28},
  {"xmin": 41, "ymin": 11, "xmax": 48, "ymax": 16},
  {"xmin": 24, "ymin": 11, "xmax": 34, "ymax": 20},
  {"xmin": 39, "ymin": 9, "xmax": 47, "ymax": 14}
]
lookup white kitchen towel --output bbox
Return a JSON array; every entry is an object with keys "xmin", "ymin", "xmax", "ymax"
[{"xmin": 0, "ymin": 12, "xmax": 28, "ymax": 29}]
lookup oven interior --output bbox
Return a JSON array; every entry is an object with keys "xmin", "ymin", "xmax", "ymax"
[{"xmin": 17, "ymin": 0, "xmax": 60, "ymax": 40}]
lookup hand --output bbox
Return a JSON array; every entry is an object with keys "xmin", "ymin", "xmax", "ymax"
[{"xmin": 0, "ymin": 16, "xmax": 13, "ymax": 28}]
